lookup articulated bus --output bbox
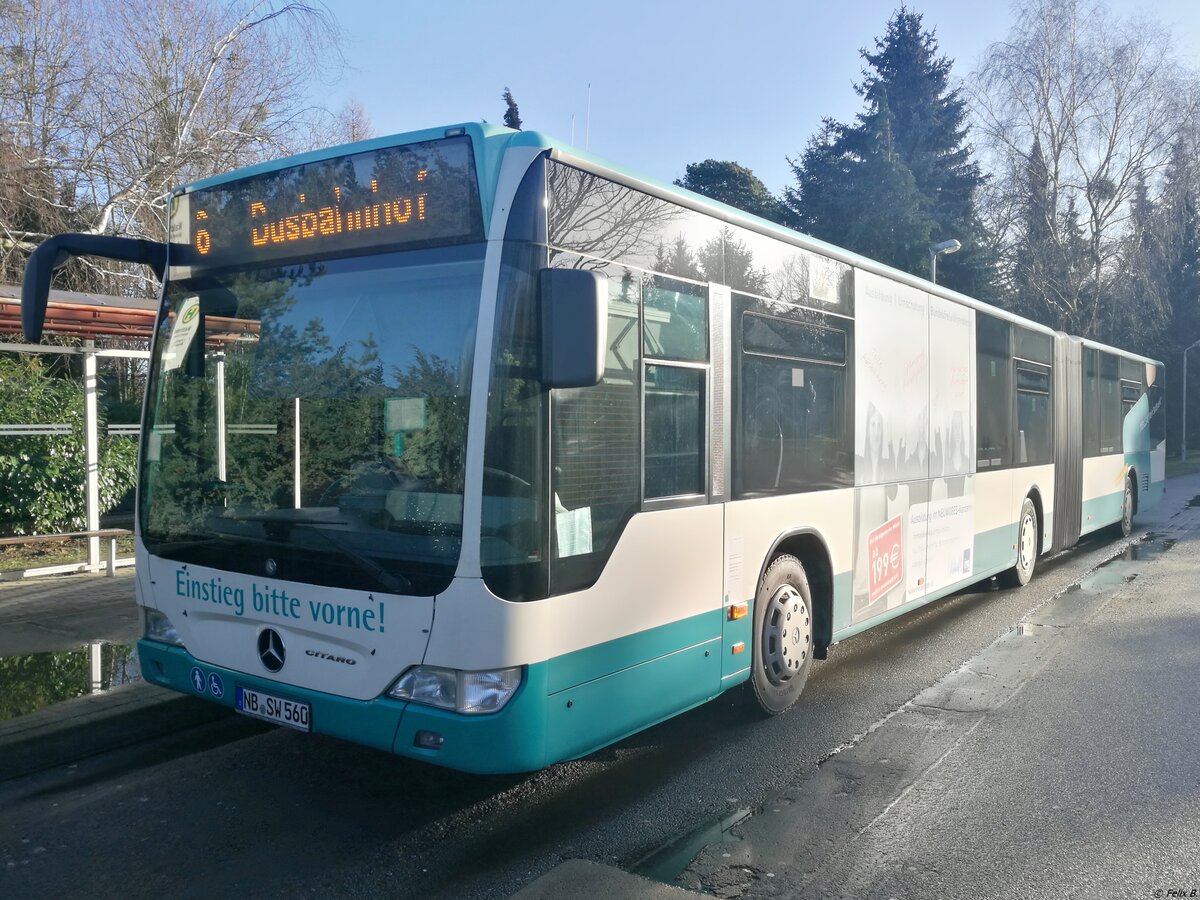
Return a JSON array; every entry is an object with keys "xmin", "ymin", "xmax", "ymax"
[{"xmin": 21, "ymin": 123, "xmax": 1165, "ymax": 772}]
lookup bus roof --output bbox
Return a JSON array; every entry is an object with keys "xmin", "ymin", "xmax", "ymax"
[{"xmin": 176, "ymin": 122, "xmax": 1163, "ymax": 369}]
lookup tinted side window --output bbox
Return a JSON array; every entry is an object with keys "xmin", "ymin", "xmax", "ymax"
[
  {"xmin": 644, "ymin": 365, "xmax": 705, "ymax": 498},
  {"xmin": 1149, "ymin": 363, "xmax": 1166, "ymax": 446},
  {"xmin": 1083, "ymin": 348, "xmax": 1100, "ymax": 456},
  {"xmin": 1016, "ymin": 364, "xmax": 1053, "ymax": 465},
  {"xmin": 1099, "ymin": 352, "xmax": 1121, "ymax": 454},
  {"xmin": 481, "ymin": 241, "xmax": 549, "ymax": 601},
  {"xmin": 976, "ymin": 314, "xmax": 1012, "ymax": 469},
  {"xmin": 549, "ymin": 258, "xmax": 641, "ymax": 594},
  {"xmin": 644, "ymin": 276, "xmax": 707, "ymax": 361},
  {"xmin": 1015, "ymin": 327, "xmax": 1053, "ymax": 365},
  {"xmin": 733, "ymin": 295, "xmax": 852, "ymax": 495}
]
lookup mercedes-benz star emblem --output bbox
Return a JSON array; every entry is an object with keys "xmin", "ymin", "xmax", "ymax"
[
  {"xmin": 264, "ymin": 558, "xmax": 278, "ymax": 577},
  {"xmin": 258, "ymin": 628, "xmax": 286, "ymax": 672}
]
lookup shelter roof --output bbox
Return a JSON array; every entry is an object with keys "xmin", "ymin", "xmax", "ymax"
[{"xmin": 0, "ymin": 284, "xmax": 157, "ymax": 342}]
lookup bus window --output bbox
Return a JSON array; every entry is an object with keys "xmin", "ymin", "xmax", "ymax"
[
  {"xmin": 644, "ymin": 365, "xmax": 705, "ymax": 498},
  {"xmin": 1016, "ymin": 364, "xmax": 1053, "ymax": 465},
  {"xmin": 734, "ymin": 297, "xmax": 851, "ymax": 495},
  {"xmin": 549, "ymin": 261, "xmax": 641, "ymax": 594},
  {"xmin": 1099, "ymin": 352, "xmax": 1121, "ymax": 454},
  {"xmin": 1083, "ymin": 347, "xmax": 1101, "ymax": 456},
  {"xmin": 643, "ymin": 276, "xmax": 707, "ymax": 362},
  {"xmin": 481, "ymin": 241, "xmax": 550, "ymax": 602},
  {"xmin": 976, "ymin": 314, "xmax": 1012, "ymax": 469}
]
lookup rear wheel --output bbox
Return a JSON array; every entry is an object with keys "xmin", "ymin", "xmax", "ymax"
[
  {"xmin": 1000, "ymin": 497, "xmax": 1038, "ymax": 588},
  {"xmin": 750, "ymin": 555, "xmax": 814, "ymax": 715},
  {"xmin": 1119, "ymin": 474, "xmax": 1135, "ymax": 537}
]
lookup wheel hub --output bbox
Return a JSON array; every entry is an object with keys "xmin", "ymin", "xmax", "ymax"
[
  {"xmin": 1019, "ymin": 512, "xmax": 1036, "ymax": 570},
  {"xmin": 762, "ymin": 584, "xmax": 810, "ymax": 685}
]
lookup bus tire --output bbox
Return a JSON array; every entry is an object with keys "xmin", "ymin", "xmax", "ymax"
[
  {"xmin": 1119, "ymin": 474, "xmax": 1135, "ymax": 537},
  {"xmin": 1000, "ymin": 497, "xmax": 1038, "ymax": 588},
  {"xmin": 750, "ymin": 554, "xmax": 814, "ymax": 716}
]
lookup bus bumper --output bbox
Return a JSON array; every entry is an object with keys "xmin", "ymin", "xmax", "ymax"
[{"xmin": 136, "ymin": 640, "xmax": 550, "ymax": 773}]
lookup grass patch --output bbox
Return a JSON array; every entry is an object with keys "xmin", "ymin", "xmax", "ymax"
[
  {"xmin": 1166, "ymin": 456, "xmax": 1200, "ymax": 479},
  {"xmin": 0, "ymin": 536, "xmax": 135, "ymax": 573}
]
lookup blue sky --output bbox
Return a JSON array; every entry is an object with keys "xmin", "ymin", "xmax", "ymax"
[{"xmin": 316, "ymin": 1, "xmax": 1200, "ymax": 196}]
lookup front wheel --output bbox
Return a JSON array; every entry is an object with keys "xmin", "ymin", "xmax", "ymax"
[
  {"xmin": 750, "ymin": 554, "xmax": 814, "ymax": 716},
  {"xmin": 1000, "ymin": 497, "xmax": 1039, "ymax": 588}
]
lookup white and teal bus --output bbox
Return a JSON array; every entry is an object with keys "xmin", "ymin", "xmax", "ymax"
[{"xmin": 21, "ymin": 123, "xmax": 1165, "ymax": 772}]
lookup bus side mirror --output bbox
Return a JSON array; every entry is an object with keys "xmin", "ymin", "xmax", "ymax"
[
  {"xmin": 538, "ymin": 268, "xmax": 608, "ymax": 389},
  {"xmin": 21, "ymin": 233, "xmax": 168, "ymax": 342}
]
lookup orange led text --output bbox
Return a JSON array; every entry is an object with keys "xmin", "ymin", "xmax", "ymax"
[{"xmin": 248, "ymin": 187, "xmax": 429, "ymax": 248}]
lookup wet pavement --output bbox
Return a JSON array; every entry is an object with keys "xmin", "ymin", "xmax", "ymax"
[
  {"xmin": 0, "ymin": 642, "xmax": 140, "ymax": 723},
  {"xmin": 665, "ymin": 477, "xmax": 1200, "ymax": 899},
  {"xmin": 0, "ymin": 569, "xmax": 138, "ymax": 656},
  {"xmin": 0, "ymin": 569, "xmax": 143, "ymax": 726},
  {"xmin": 0, "ymin": 569, "xmax": 227, "ymax": 781},
  {"xmin": 517, "ymin": 473, "xmax": 1200, "ymax": 899}
]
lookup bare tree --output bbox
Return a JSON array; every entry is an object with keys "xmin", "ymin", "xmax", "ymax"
[
  {"xmin": 0, "ymin": 0, "xmax": 93, "ymax": 282},
  {"xmin": 971, "ymin": 0, "xmax": 1195, "ymax": 338},
  {"xmin": 0, "ymin": 0, "xmax": 345, "ymax": 292},
  {"xmin": 334, "ymin": 99, "xmax": 376, "ymax": 144}
]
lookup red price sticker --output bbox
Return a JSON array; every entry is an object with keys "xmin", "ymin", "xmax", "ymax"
[{"xmin": 867, "ymin": 515, "xmax": 903, "ymax": 603}]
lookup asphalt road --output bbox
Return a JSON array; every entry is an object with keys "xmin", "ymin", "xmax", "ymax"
[{"xmin": 2, "ymin": 480, "xmax": 1196, "ymax": 900}]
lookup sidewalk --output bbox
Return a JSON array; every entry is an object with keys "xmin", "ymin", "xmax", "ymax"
[
  {"xmin": 0, "ymin": 568, "xmax": 138, "ymax": 655},
  {"xmin": 0, "ymin": 568, "xmax": 229, "ymax": 781}
]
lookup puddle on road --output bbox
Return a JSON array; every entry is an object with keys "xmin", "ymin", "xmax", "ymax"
[
  {"xmin": 0, "ymin": 642, "xmax": 140, "ymax": 723},
  {"xmin": 1060, "ymin": 534, "xmax": 1176, "ymax": 598},
  {"xmin": 631, "ymin": 806, "xmax": 755, "ymax": 885}
]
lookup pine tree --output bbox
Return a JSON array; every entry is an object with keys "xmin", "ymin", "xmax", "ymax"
[
  {"xmin": 1011, "ymin": 137, "xmax": 1056, "ymax": 320},
  {"xmin": 502, "ymin": 87, "xmax": 522, "ymax": 130},
  {"xmin": 787, "ymin": 8, "xmax": 993, "ymax": 295},
  {"xmin": 1108, "ymin": 175, "xmax": 1169, "ymax": 351},
  {"xmin": 674, "ymin": 160, "xmax": 793, "ymax": 226},
  {"xmin": 1153, "ymin": 133, "xmax": 1200, "ymax": 452},
  {"xmin": 788, "ymin": 94, "xmax": 933, "ymax": 273},
  {"xmin": 1058, "ymin": 195, "xmax": 1093, "ymax": 334}
]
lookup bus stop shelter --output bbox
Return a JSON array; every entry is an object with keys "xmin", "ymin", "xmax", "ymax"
[{"xmin": 0, "ymin": 284, "xmax": 156, "ymax": 577}]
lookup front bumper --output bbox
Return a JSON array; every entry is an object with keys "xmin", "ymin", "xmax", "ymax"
[{"xmin": 136, "ymin": 640, "xmax": 551, "ymax": 773}]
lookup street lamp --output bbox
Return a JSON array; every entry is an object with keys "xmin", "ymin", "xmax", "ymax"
[
  {"xmin": 1183, "ymin": 338, "xmax": 1200, "ymax": 461},
  {"xmin": 929, "ymin": 239, "xmax": 961, "ymax": 285}
]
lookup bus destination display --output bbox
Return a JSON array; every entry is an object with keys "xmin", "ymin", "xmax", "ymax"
[{"xmin": 169, "ymin": 136, "xmax": 483, "ymax": 268}]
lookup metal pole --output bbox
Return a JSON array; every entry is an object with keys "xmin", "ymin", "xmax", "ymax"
[
  {"xmin": 1184, "ymin": 340, "xmax": 1199, "ymax": 461},
  {"xmin": 89, "ymin": 641, "xmax": 103, "ymax": 693},
  {"xmin": 83, "ymin": 342, "xmax": 100, "ymax": 572},
  {"xmin": 293, "ymin": 397, "xmax": 301, "ymax": 508},
  {"xmin": 930, "ymin": 250, "xmax": 938, "ymax": 285},
  {"xmin": 215, "ymin": 354, "xmax": 227, "ymax": 482}
]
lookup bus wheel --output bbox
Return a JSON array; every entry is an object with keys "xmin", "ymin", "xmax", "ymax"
[
  {"xmin": 750, "ymin": 554, "xmax": 813, "ymax": 716},
  {"xmin": 1001, "ymin": 498, "xmax": 1038, "ymax": 588},
  {"xmin": 1120, "ymin": 475, "xmax": 1135, "ymax": 537}
]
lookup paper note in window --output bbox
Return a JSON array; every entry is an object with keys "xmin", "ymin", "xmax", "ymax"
[
  {"xmin": 556, "ymin": 505, "xmax": 593, "ymax": 557},
  {"xmin": 162, "ymin": 296, "xmax": 201, "ymax": 372}
]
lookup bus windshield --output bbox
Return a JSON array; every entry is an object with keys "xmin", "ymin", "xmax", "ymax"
[{"xmin": 139, "ymin": 244, "xmax": 484, "ymax": 596}]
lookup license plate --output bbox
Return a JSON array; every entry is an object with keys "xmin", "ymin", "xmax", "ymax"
[{"xmin": 235, "ymin": 686, "xmax": 311, "ymax": 732}]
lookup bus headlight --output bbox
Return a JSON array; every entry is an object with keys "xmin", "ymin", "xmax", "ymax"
[
  {"xmin": 143, "ymin": 608, "xmax": 185, "ymax": 647},
  {"xmin": 388, "ymin": 666, "xmax": 522, "ymax": 714}
]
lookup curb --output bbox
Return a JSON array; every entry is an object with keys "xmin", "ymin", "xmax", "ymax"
[
  {"xmin": 0, "ymin": 681, "xmax": 231, "ymax": 781},
  {"xmin": 508, "ymin": 860, "xmax": 706, "ymax": 900}
]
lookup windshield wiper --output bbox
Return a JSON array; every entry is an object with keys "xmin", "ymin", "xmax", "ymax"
[
  {"xmin": 297, "ymin": 522, "xmax": 413, "ymax": 594},
  {"xmin": 216, "ymin": 510, "xmax": 412, "ymax": 594}
]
